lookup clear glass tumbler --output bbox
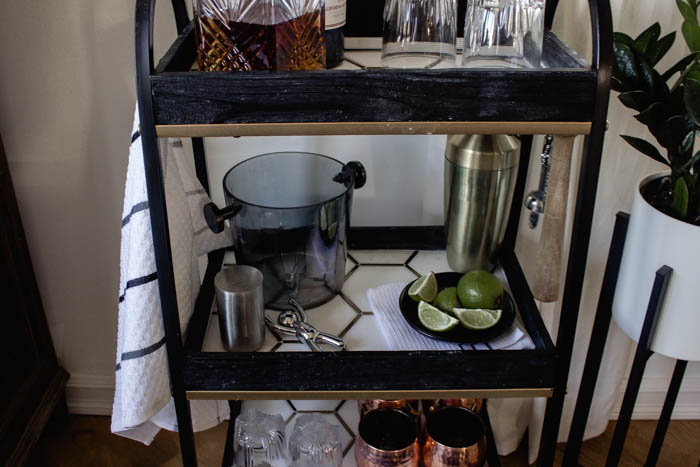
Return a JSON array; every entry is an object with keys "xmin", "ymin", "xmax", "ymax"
[
  {"xmin": 288, "ymin": 413, "xmax": 342, "ymax": 467},
  {"xmin": 233, "ymin": 409, "xmax": 287, "ymax": 467},
  {"xmin": 382, "ymin": 0, "xmax": 458, "ymax": 68},
  {"xmin": 462, "ymin": 0, "xmax": 545, "ymax": 68}
]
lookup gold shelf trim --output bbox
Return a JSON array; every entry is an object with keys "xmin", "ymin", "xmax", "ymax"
[{"xmin": 157, "ymin": 121, "xmax": 591, "ymax": 138}]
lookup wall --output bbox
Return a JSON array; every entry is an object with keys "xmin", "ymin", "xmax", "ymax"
[{"xmin": 0, "ymin": 0, "xmax": 697, "ymax": 420}]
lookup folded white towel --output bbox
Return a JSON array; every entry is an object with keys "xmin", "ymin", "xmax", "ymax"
[
  {"xmin": 367, "ymin": 282, "xmax": 535, "ymax": 351},
  {"xmin": 111, "ymin": 106, "xmax": 232, "ymax": 444}
]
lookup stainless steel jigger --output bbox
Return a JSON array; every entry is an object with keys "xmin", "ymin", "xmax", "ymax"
[{"xmin": 265, "ymin": 299, "xmax": 346, "ymax": 351}]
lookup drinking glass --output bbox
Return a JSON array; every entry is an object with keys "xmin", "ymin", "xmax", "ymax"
[
  {"xmin": 462, "ymin": 0, "xmax": 545, "ymax": 68},
  {"xmin": 422, "ymin": 407, "xmax": 487, "ymax": 467},
  {"xmin": 382, "ymin": 0, "xmax": 458, "ymax": 68},
  {"xmin": 288, "ymin": 413, "xmax": 342, "ymax": 467},
  {"xmin": 233, "ymin": 409, "xmax": 287, "ymax": 467},
  {"xmin": 355, "ymin": 408, "xmax": 420, "ymax": 467}
]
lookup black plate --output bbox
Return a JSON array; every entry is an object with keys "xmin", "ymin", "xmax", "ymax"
[{"xmin": 399, "ymin": 272, "xmax": 516, "ymax": 344}]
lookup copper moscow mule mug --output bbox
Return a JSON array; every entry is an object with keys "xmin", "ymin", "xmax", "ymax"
[
  {"xmin": 422, "ymin": 406, "xmax": 487, "ymax": 467},
  {"xmin": 355, "ymin": 408, "xmax": 420, "ymax": 467},
  {"xmin": 422, "ymin": 398, "xmax": 484, "ymax": 416}
]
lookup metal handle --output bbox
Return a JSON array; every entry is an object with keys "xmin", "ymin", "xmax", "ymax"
[
  {"xmin": 203, "ymin": 202, "xmax": 241, "ymax": 234},
  {"xmin": 333, "ymin": 161, "xmax": 367, "ymax": 189}
]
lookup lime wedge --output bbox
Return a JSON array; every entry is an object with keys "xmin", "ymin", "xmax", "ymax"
[
  {"xmin": 432, "ymin": 287, "xmax": 458, "ymax": 315},
  {"xmin": 418, "ymin": 301, "xmax": 459, "ymax": 332},
  {"xmin": 453, "ymin": 308, "xmax": 502, "ymax": 330},
  {"xmin": 408, "ymin": 272, "xmax": 438, "ymax": 303}
]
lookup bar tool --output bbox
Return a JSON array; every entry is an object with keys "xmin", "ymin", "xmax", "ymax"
[
  {"xmin": 525, "ymin": 134, "xmax": 554, "ymax": 229},
  {"xmin": 265, "ymin": 299, "xmax": 345, "ymax": 351}
]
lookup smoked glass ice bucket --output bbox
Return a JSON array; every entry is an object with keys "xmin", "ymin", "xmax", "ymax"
[{"xmin": 204, "ymin": 152, "xmax": 366, "ymax": 310}]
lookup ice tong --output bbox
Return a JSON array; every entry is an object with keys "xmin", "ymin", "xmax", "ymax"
[{"xmin": 265, "ymin": 299, "xmax": 346, "ymax": 351}]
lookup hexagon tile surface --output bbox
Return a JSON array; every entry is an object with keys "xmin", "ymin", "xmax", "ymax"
[{"xmin": 215, "ymin": 249, "xmax": 447, "ymax": 464}]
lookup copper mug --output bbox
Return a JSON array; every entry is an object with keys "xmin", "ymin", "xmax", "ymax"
[
  {"xmin": 422, "ymin": 407, "xmax": 487, "ymax": 467},
  {"xmin": 358, "ymin": 399, "xmax": 421, "ymax": 420},
  {"xmin": 422, "ymin": 398, "xmax": 483, "ymax": 416},
  {"xmin": 355, "ymin": 408, "xmax": 420, "ymax": 467}
]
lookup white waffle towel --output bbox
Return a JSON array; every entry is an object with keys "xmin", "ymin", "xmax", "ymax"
[
  {"xmin": 111, "ymin": 106, "xmax": 231, "ymax": 444},
  {"xmin": 367, "ymin": 282, "xmax": 535, "ymax": 351}
]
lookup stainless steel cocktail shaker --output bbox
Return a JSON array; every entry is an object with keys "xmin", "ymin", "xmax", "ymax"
[{"xmin": 444, "ymin": 134, "xmax": 520, "ymax": 272}]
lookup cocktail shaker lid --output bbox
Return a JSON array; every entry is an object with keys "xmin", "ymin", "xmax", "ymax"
[{"xmin": 444, "ymin": 134, "xmax": 520, "ymax": 171}]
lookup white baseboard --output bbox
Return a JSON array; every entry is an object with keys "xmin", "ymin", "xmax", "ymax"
[
  {"xmin": 610, "ymin": 376, "xmax": 700, "ymax": 420},
  {"xmin": 65, "ymin": 373, "xmax": 114, "ymax": 416}
]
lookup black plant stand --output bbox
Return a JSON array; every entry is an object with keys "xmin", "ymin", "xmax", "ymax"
[{"xmin": 563, "ymin": 212, "xmax": 688, "ymax": 466}]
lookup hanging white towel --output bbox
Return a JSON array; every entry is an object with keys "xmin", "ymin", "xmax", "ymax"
[
  {"xmin": 366, "ymin": 282, "xmax": 535, "ymax": 351},
  {"xmin": 112, "ymin": 106, "xmax": 232, "ymax": 444}
]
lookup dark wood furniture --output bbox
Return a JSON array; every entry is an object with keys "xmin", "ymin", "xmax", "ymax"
[
  {"xmin": 134, "ymin": 0, "xmax": 613, "ymax": 465},
  {"xmin": 0, "ymin": 134, "xmax": 69, "ymax": 465}
]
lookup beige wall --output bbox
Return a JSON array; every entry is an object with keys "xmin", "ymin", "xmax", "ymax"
[
  {"xmin": 0, "ymin": 0, "xmax": 177, "ymax": 410},
  {"xmin": 0, "ymin": 0, "xmax": 697, "ymax": 418}
]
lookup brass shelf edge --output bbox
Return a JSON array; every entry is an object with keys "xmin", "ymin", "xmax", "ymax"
[
  {"xmin": 157, "ymin": 121, "xmax": 591, "ymax": 138},
  {"xmin": 186, "ymin": 388, "xmax": 554, "ymax": 400}
]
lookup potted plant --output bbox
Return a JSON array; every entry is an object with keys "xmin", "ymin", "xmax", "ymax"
[{"xmin": 611, "ymin": 0, "xmax": 700, "ymax": 362}]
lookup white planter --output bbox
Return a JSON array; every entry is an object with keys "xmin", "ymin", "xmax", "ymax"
[{"xmin": 612, "ymin": 173, "xmax": 700, "ymax": 362}]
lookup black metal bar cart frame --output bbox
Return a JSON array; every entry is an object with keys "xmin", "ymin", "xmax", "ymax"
[{"xmin": 133, "ymin": 0, "xmax": 613, "ymax": 465}]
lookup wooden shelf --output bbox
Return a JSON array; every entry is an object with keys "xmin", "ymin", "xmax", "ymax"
[
  {"xmin": 181, "ymin": 229, "xmax": 556, "ymax": 401},
  {"xmin": 151, "ymin": 24, "xmax": 596, "ymax": 137}
]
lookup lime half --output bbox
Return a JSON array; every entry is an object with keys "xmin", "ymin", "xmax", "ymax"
[
  {"xmin": 418, "ymin": 301, "xmax": 459, "ymax": 332},
  {"xmin": 408, "ymin": 272, "xmax": 438, "ymax": 303},
  {"xmin": 453, "ymin": 308, "xmax": 502, "ymax": 330}
]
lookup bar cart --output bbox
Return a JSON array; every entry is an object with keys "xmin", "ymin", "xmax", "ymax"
[{"xmin": 134, "ymin": 0, "xmax": 612, "ymax": 464}]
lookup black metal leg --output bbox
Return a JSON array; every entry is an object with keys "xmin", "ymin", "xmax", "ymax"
[
  {"xmin": 136, "ymin": 1, "xmax": 197, "ymax": 465},
  {"xmin": 605, "ymin": 266, "xmax": 673, "ymax": 467},
  {"xmin": 562, "ymin": 212, "xmax": 629, "ymax": 465},
  {"xmin": 644, "ymin": 359, "xmax": 688, "ymax": 466},
  {"xmin": 222, "ymin": 401, "xmax": 242, "ymax": 467},
  {"xmin": 502, "ymin": 135, "xmax": 532, "ymax": 252},
  {"xmin": 191, "ymin": 137, "xmax": 210, "ymax": 195}
]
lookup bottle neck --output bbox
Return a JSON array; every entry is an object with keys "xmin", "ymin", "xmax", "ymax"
[{"xmin": 325, "ymin": 0, "xmax": 346, "ymax": 30}]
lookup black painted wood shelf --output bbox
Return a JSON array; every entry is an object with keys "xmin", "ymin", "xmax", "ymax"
[
  {"xmin": 152, "ymin": 23, "xmax": 596, "ymax": 138},
  {"xmin": 182, "ymin": 229, "xmax": 556, "ymax": 401}
]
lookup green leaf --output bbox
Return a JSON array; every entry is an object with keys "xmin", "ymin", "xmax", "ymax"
[
  {"xmin": 618, "ymin": 90, "xmax": 651, "ymax": 111},
  {"xmin": 671, "ymin": 176, "xmax": 690, "ymax": 218},
  {"xmin": 689, "ymin": 0, "xmax": 698, "ymax": 10},
  {"xmin": 635, "ymin": 102, "xmax": 665, "ymax": 128},
  {"xmin": 621, "ymin": 135, "xmax": 670, "ymax": 166},
  {"xmin": 634, "ymin": 23, "xmax": 661, "ymax": 55},
  {"xmin": 638, "ymin": 59, "xmax": 656, "ymax": 92},
  {"xmin": 647, "ymin": 33, "xmax": 676, "ymax": 66},
  {"xmin": 681, "ymin": 129, "xmax": 696, "ymax": 153},
  {"xmin": 688, "ymin": 67, "xmax": 700, "ymax": 81},
  {"xmin": 677, "ymin": 0, "xmax": 696, "ymax": 21},
  {"xmin": 682, "ymin": 19, "xmax": 700, "ymax": 52},
  {"xmin": 661, "ymin": 52, "xmax": 699, "ymax": 81},
  {"xmin": 661, "ymin": 115, "xmax": 695, "ymax": 155},
  {"xmin": 684, "ymin": 78, "xmax": 700, "ymax": 125},
  {"xmin": 680, "ymin": 149, "xmax": 700, "ymax": 171},
  {"xmin": 613, "ymin": 43, "xmax": 639, "ymax": 87},
  {"xmin": 613, "ymin": 32, "xmax": 635, "ymax": 47}
]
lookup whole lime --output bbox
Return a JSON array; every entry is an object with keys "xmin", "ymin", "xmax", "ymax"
[
  {"xmin": 457, "ymin": 270, "xmax": 504, "ymax": 309},
  {"xmin": 432, "ymin": 287, "xmax": 458, "ymax": 315}
]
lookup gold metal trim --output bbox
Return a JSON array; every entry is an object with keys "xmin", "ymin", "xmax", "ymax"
[
  {"xmin": 186, "ymin": 388, "xmax": 553, "ymax": 400},
  {"xmin": 156, "ymin": 121, "xmax": 591, "ymax": 138}
]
